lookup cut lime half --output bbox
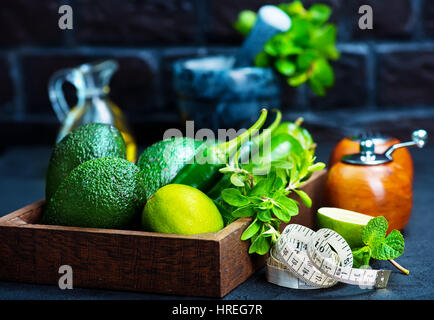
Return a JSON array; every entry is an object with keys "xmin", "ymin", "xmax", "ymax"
[{"xmin": 316, "ymin": 207, "xmax": 373, "ymax": 249}]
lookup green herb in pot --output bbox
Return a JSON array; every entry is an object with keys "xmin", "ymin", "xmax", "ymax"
[{"xmin": 234, "ymin": 1, "xmax": 339, "ymax": 96}]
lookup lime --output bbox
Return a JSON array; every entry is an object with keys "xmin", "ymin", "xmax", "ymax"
[
  {"xmin": 316, "ymin": 207, "xmax": 373, "ymax": 249},
  {"xmin": 142, "ymin": 184, "xmax": 224, "ymax": 235}
]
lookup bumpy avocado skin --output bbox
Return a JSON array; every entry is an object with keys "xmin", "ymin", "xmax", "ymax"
[
  {"xmin": 42, "ymin": 158, "xmax": 147, "ymax": 229},
  {"xmin": 45, "ymin": 123, "xmax": 127, "ymax": 200},
  {"xmin": 136, "ymin": 137, "xmax": 205, "ymax": 199}
]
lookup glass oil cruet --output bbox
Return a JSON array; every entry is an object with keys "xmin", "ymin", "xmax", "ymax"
[{"xmin": 48, "ymin": 59, "xmax": 137, "ymax": 162}]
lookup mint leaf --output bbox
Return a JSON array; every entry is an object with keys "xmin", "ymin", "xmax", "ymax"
[
  {"xmin": 232, "ymin": 206, "xmax": 255, "ymax": 218},
  {"xmin": 352, "ymin": 246, "xmax": 371, "ymax": 268},
  {"xmin": 230, "ymin": 173, "xmax": 245, "ymax": 187},
  {"xmin": 312, "ymin": 58, "xmax": 334, "ymax": 87},
  {"xmin": 271, "ymin": 160, "xmax": 293, "ymax": 170},
  {"xmin": 288, "ymin": 73, "xmax": 308, "ymax": 87},
  {"xmin": 247, "ymin": 197, "xmax": 262, "ymax": 205},
  {"xmin": 221, "ymin": 188, "xmax": 249, "ymax": 207},
  {"xmin": 274, "ymin": 59, "xmax": 296, "ymax": 76},
  {"xmin": 273, "ymin": 177, "xmax": 284, "ymax": 190},
  {"xmin": 362, "ymin": 216, "xmax": 388, "ymax": 248},
  {"xmin": 249, "ymin": 178, "xmax": 267, "ymax": 196},
  {"xmin": 309, "ymin": 77, "xmax": 326, "ymax": 96},
  {"xmin": 265, "ymin": 34, "xmax": 302, "ymax": 57},
  {"xmin": 257, "ymin": 209, "xmax": 272, "ymax": 222},
  {"xmin": 219, "ymin": 166, "xmax": 235, "ymax": 173},
  {"xmin": 251, "ymin": 235, "xmax": 271, "ymax": 255},
  {"xmin": 351, "ymin": 215, "xmax": 408, "ymax": 273},
  {"xmin": 308, "ymin": 4, "xmax": 331, "ymax": 24},
  {"xmin": 248, "ymin": 233, "xmax": 259, "ymax": 253},
  {"xmin": 275, "ymin": 195, "xmax": 299, "ymax": 216},
  {"xmin": 311, "ymin": 24, "xmax": 337, "ymax": 48},
  {"xmin": 321, "ymin": 44, "xmax": 340, "ymax": 60},
  {"xmin": 241, "ymin": 218, "xmax": 261, "ymax": 241},
  {"xmin": 308, "ymin": 162, "xmax": 325, "ymax": 172},
  {"xmin": 371, "ymin": 229, "xmax": 405, "ymax": 260},
  {"xmin": 271, "ymin": 205, "xmax": 291, "ymax": 223},
  {"xmin": 296, "ymin": 50, "xmax": 318, "ymax": 70},
  {"xmin": 281, "ymin": 1, "xmax": 306, "ymax": 16},
  {"xmin": 293, "ymin": 189, "xmax": 312, "ymax": 208},
  {"xmin": 264, "ymin": 170, "xmax": 277, "ymax": 192}
]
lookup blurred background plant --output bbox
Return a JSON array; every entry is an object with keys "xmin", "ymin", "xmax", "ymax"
[{"xmin": 234, "ymin": 1, "xmax": 339, "ymax": 96}]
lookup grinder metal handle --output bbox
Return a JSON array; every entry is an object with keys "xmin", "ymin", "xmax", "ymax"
[{"xmin": 384, "ymin": 129, "xmax": 428, "ymax": 158}]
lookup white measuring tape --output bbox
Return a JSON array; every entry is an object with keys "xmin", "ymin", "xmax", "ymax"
[{"xmin": 266, "ymin": 224, "xmax": 391, "ymax": 289}]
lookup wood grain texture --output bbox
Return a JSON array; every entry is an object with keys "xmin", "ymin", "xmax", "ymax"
[{"xmin": 0, "ymin": 170, "xmax": 326, "ymax": 297}]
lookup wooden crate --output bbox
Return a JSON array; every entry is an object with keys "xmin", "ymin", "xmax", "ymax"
[{"xmin": 0, "ymin": 170, "xmax": 326, "ymax": 297}]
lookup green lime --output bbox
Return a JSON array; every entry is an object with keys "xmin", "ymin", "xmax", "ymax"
[
  {"xmin": 142, "ymin": 184, "xmax": 224, "ymax": 235},
  {"xmin": 316, "ymin": 207, "xmax": 373, "ymax": 249}
]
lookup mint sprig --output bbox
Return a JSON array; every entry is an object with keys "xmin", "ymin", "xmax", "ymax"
[{"xmin": 352, "ymin": 216, "xmax": 409, "ymax": 274}]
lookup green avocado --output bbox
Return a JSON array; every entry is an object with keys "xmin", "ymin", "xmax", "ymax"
[
  {"xmin": 136, "ymin": 137, "xmax": 207, "ymax": 199},
  {"xmin": 42, "ymin": 157, "xmax": 147, "ymax": 229},
  {"xmin": 45, "ymin": 123, "xmax": 127, "ymax": 200}
]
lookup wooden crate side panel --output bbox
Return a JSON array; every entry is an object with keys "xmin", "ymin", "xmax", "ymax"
[
  {"xmin": 0, "ymin": 199, "xmax": 44, "ymax": 224},
  {"xmin": 0, "ymin": 170, "xmax": 327, "ymax": 297},
  {"xmin": 0, "ymin": 226, "xmax": 222, "ymax": 297},
  {"xmin": 218, "ymin": 218, "xmax": 265, "ymax": 297}
]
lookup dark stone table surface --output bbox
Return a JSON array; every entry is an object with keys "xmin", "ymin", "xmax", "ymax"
[{"xmin": 0, "ymin": 143, "xmax": 433, "ymax": 300}]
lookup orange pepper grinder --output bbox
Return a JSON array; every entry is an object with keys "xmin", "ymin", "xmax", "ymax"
[
  {"xmin": 324, "ymin": 130, "xmax": 428, "ymax": 231},
  {"xmin": 328, "ymin": 133, "xmax": 414, "ymax": 182}
]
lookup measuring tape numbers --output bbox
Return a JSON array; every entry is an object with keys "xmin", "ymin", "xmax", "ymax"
[{"xmin": 266, "ymin": 224, "xmax": 391, "ymax": 290}]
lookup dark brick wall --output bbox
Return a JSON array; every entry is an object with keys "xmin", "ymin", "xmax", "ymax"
[{"xmin": 1, "ymin": 0, "xmax": 434, "ymax": 145}]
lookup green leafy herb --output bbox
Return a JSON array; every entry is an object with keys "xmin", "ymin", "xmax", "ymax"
[
  {"xmin": 362, "ymin": 215, "xmax": 388, "ymax": 248},
  {"xmin": 221, "ymin": 188, "xmax": 250, "ymax": 207},
  {"xmin": 212, "ymin": 113, "xmax": 325, "ymax": 256},
  {"xmin": 352, "ymin": 216, "xmax": 409, "ymax": 274},
  {"xmin": 351, "ymin": 246, "xmax": 371, "ymax": 268},
  {"xmin": 217, "ymin": 154, "xmax": 323, "ymax": 256},
  {"xmin": 233, "ymin": 1, "xmax": 339, "ymax": 96},
  {"xmin": 371, "ymin": 230, "xmax": 405, "ymax": 260}
]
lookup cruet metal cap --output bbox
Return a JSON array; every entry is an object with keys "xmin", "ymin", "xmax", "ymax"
[{"xmin": 341, "ymin": 129, "xmax": 428, "ymax": 166}]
